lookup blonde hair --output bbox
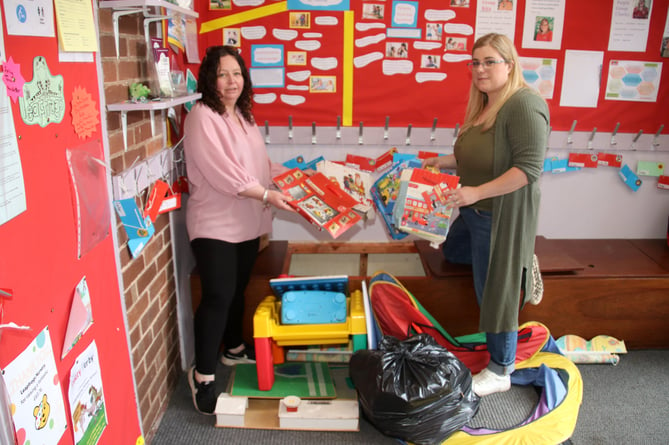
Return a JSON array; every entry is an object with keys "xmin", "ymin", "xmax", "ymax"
[{"xmin": 462, "ymin": 33, "xmax": 527, "ymax": 132}]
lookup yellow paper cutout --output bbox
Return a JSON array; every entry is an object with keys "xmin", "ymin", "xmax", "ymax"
[{"xmin": 200, "ymin": 1, "xmax": 288, "ymax": 34}]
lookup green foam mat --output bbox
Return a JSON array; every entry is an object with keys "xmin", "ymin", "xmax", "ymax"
[{"xmin": 230, "ymin": 362, "xmax": 336, "ymax": 398}]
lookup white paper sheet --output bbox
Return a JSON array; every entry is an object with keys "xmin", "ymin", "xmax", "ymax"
[{"xmin": 559, "ymin": 50, "xmax": 604, "ymax": 108}]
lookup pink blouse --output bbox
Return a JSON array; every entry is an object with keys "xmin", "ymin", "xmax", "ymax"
[{"xmin": 183, "ymin": 102, "xmax": 284, "ymax": 243}]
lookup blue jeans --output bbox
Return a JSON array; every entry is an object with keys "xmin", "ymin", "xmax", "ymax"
[{"xmin": 443, "ymin": 207, "xmax": 516, "ymax": 375}]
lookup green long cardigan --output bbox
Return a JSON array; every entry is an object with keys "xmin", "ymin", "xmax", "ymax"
[{"xmin": 480, "ymin": 88, "xmax": 550, "ymax": 333}]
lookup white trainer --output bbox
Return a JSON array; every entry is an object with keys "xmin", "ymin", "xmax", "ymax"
[{"xmin": 472, "ymin": 368, "xmax": 511, "ymax": 397}]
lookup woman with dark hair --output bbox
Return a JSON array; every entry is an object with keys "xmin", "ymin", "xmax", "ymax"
[
  {"xmin": 184, "ymin": 46, "xmax": 293, "ymax": 414},
  {"xmin": 423, "ymin": 33, "xmax": 549, "ymax": 397}
]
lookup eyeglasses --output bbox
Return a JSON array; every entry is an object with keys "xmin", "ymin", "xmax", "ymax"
[{"xmin": 467, "ymin": 59, "xmax": 507, "ymax": 71}]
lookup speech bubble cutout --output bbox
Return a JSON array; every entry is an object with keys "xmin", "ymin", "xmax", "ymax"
[
  {"xmin": 303, "ymin": 32, "xmax": 323, "ymax": 38},
  {"xmin": 273, "ymin": 29, "xmax": 299, "ymax": 41},
  {"xmin": 393, "ymin": 3, "xmax": 417, "ymax": 26},
  {"xmin": 2, "ymin": 57, "xmax": 26, "ymax": 103},
  {"xmin": 311, "ymin": 57, "xmax": 338, "ymax": 71},
  {"xmin": 234, "ymin": 0, "xmax": 264, "ymax": 6},
  {"xmin": 287, "ymin": 84, "xmax": 309, "ymax": 91},
  {"xmin": 382, "ymin": 59, "xmax": 414, "ymax": 75},
  {"xmin": 424, "ymin": 9, "xmax": 456, "ymax": 21},
  {"xmin": 356, "ymin": 22, "xmax": 386, "ymax": 31},
  {"xmin": 356, "ymin": 33, "xmax": 386, "ymax": 48},
  {"xmin": 416, "ymin": 72, "xmax": 447, "ymax": 83},
  {"xmin": 443, "ymin": 53, "xmax": 472, "ymax": 63},
  {"xmin": 287, "ymin": 70, "xmax": 311, "ymax": 82},
  {"xmin": 254, "ymin": 46, "xmax": 283, "ymax": 64},
  {"xmin": 414, "ymin": 41, "xmax": 441, "ymax": 50},
  {"xmin": 281, "ymin": 94, "xmax": 306, "ymax": 106},
  {"xmin": 241, "ymin": 26, "xmax": 267, "ymax": 40},
  {"xmin": 254, "ymin": 92, "xmax": 277, "ymax": 104},
  {"xmin": 444, "ymin": 23, "xmax": 473, "ymax": 35},
  {"xmin": 295, "ymin": 40, "xmax": 321, "ymax": 51},
  {"xmin": 315, "ymin": 16, "xmax": 338, "ymax": 25},
  {"xmin": 19, "ymin": 56, "xmax": 65, "ymax": 127},
  {"xmin": 354, "ymin": 52, "xmax": 384, "ymax": 68}
]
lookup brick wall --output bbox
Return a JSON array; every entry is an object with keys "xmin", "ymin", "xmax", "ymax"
[{"xmin": 98, "ymin": 9, "xmax": 182, "ymax": 443}]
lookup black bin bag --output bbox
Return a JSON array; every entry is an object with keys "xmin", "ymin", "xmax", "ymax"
[{"xmin": 350, "ymin": 334, "xmax": 480, "ymax": 445}]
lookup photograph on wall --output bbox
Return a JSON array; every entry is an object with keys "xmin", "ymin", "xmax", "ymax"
[
  {"xmin": 386, "ymin": 42, "xmax": 409, "ymax": 58},
  {"xmin": 287, "ymin": 51, "xmax": 307, "ymax": 66},
  {"xmin": 290, "ymin": 12, "xmax": 311, "ymax": 28},
  {"xmin": 310, "ymin": 76, "xmax": 336, "ymax": 93},
  {"xmin": 362, "ymin": 3, "xmax": 384, "ymax": 20},
  {"xmin": 209, "ymin": 0, "xmax": 231, "ymax": 10},
  {"xmin": 425, "ymin": 23, "xmax": 442, "ymax": 41},
  {"xmin": 223, "ymin": 28, "xmax": 240, "ymax": 47},
  {"xmin": 421, "ymin": 54, "xmax": 440, "ymax": 69},
  {"xmin": 521, "ymin": 0, "xmax": 565, "ymax": 50},
  {"xmin": 445, "ymin": 36, "xmax": 467, "ymax": 51}
]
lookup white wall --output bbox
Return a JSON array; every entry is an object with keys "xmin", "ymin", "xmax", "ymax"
[{"xmin": 265, "ymin": 126, "xmax": 669, "ymax": 241}]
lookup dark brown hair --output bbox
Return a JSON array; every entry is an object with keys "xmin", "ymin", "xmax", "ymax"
[{"xmin": 197, "ymin": 46, "xmax": 254, "ymax": 123}]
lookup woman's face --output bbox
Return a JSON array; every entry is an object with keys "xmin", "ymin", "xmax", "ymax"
[
  {"xmin": 471, "ymin": 45, "xmax": 511, "ymax": 98},
  {"xmin": 216, "ymin": 55, "xmax": 244, "ymax": 107}
]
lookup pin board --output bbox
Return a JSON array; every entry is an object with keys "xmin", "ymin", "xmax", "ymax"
[
  {"xmin": 193, "ymin": 0, "xmax": 669, "ymax": 135},
  {"xmin": 0, "ymin": 7, "xmax": 142, "ymax": 445}
]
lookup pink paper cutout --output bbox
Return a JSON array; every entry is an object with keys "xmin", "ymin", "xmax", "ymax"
[{"xmin": 2, "ymin": 57, "xmax": 25, "ymax": 103}]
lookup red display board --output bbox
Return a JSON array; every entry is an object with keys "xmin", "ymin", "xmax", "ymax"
[
  {"xmin": 193, "ymin": 0, "xmax": 668, "ymax": 134},
  {"xmin": 0, "ymin": 15, "xmax": 142, "ymax": 445}
]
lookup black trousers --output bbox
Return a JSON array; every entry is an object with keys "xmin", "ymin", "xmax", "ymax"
[{"xmin": 191, "ymin": 237, "xmax": 260, "ymax": 375}]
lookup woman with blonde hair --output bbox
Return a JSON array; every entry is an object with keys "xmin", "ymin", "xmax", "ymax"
[{"xmin": 423, "ymin": 33, "xmax": 549, "ymax": 396}]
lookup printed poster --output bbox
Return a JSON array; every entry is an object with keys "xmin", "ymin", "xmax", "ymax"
[
  {"xmin": 605, "ymin": 59, "xmax": 663, "ymax": 102},
  {"xmin": 475, "ymin": 0, "xmax": 516, "ymax": 42},
  {"xmin": 521, "ymin": 0, "xmax": 565, "ymax": 50},
  {"xmin": 608, "ymin": 0, "xmax": 653, "ymax": 51},
  {"xmin": 68, "ymin": 341, "xmax": 107, "ymax": 445},
  {"xmin": 2, "ymin": 327, "xmax": 68, "ymax": 445}
]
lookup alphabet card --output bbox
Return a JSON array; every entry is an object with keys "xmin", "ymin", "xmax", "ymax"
[{"xmin": 2, "ymin": 327, "xmax": 68, "ymax": 445}]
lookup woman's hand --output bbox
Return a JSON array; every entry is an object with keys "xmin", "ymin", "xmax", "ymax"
[
  {"xmin": 266, "ymin": 189, "xmax": 296, "ymax": 212},
  {"xmin": 446, "ymin": 186, "xmax": 479, "ymax": 208}
]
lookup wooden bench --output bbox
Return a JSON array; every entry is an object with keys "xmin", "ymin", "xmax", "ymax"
[
  {"xmin": 190, "ymin": 238, "xmax": 669, "ymax": 350},
  {"xmin": 413, "ymin": 237, "xmax": 669, "ymax": 349}
]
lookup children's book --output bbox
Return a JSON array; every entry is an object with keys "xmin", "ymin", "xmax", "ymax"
[
  {"xmin": 392, "ymin": 167, "xmax": 460, "ymax": 247},
  {"xmin": 273, "ymin": 168, "xmax": 362, "ymax": 238},
  {"xmin": 370, "ymin": 158, "xmax": 422, "ymax": 240},
  {"xmin": 316, "ymin": 160, "xmax": 374, "ymax": 214}
]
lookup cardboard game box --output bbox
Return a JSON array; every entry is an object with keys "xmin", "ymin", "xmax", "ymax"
[{"xmin": 273, "ymin": 169, "xmax": 362, "ymax": 238}]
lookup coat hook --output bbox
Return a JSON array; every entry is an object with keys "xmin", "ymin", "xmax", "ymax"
[
  {"xmin": 264, "ymin": 120, "xmax": 270, "ymax": 144},
  {"xmin": 587, "ymin": 127, "xmax": 597, "ymax": 149},
  {"xmin": 610, "ymin": 122, "xmax": 620, "ymax": 146},
  {"xmin": 311, "ymin": 122, "xmax": 317, "ymax": 145},
  {"xmin": 405, "ymin": 124, "xmax": 412, "ymax": 145},
  {"xmin": 358, "ymin": 121, "xmax": 364, "ymax": 145},
  {"xmin": 652, "ymin": 124, "xmax": 664, "ymax": 149},
  {"xmin": 336, "ymin": 116, "xmax": 341, "ymax": 140},
  {"xmin": 630, "ymin": 129, "xmax": 643, "ymax": 150},
  {"xmin": 430, "ymin": 118, "xmax": 438, "ymax": 141},
  {"xmin": 288, "ymin": 116, "xmax": 293, "ymax": 140},
  {"xmin": 384, "ymin": 116, "xmax": 390, "ymax": 140},
  {"xmin": 567, "ymin": 120, "xmax": 577, "ymax": 146},
  {"xmin": 452, "ymin": 123, "xmax": 460, "ymax": 145}
]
